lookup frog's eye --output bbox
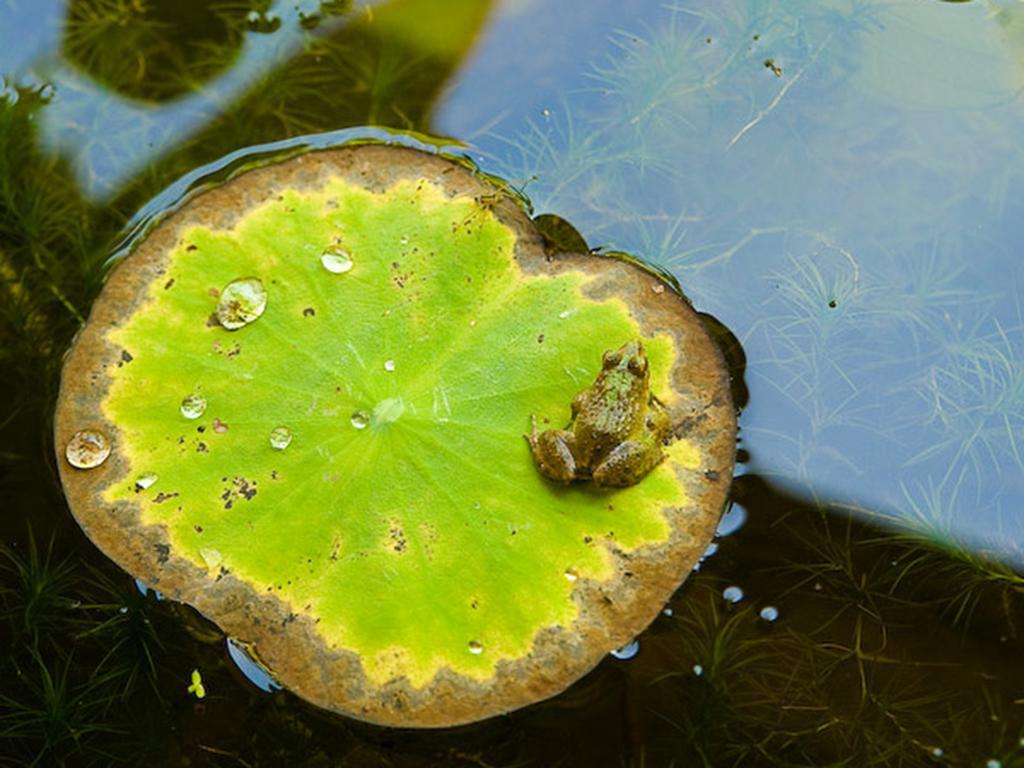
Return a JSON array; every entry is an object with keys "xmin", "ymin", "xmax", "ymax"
[
  {"xmin": 603, "ymin": 351, "xmax": 622, "ymax": 367},
  {"xmin": 628, "ymin": 356, "xmax": 647, "ymax": 375}
]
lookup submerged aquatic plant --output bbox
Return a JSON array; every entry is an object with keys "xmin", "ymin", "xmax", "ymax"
[
  {"xmin": 0, "ymin": 648, "xmax": 126, "ymax": 767},
  {"xmin": 0, "ymin": 529, "xmax": 80, "ymax": 646}
]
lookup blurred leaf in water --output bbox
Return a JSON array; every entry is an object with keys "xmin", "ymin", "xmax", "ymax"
[
  {"xmin": 63, "ymin": 0, "xmax": 249, "ymax": 103},
  {"xmin": 41, "ymin": 0, "xmax": 492, "ymax": 200}
]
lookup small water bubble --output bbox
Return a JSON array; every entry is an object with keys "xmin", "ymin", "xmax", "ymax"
[
  {"xmin": 662, "ymin": 607, "xmax": 673, "ymax": 617},
  {"xmin": 564, "ymin": 568, "xmax": 579, "ymax": 582},
  {"xmin": 703, "ymin": 541, "xmax": 719, "ymax": 559},
  {"xmin": 558, "ymin": 309, "xmax": 572, "ymax": 319},
  {"xmin": 181, "ymin": 393, "xmax": 207, "ymax": 420},
  {"xmin": 611, "ymin": 640, "xmax": 640, "ymax": 660},
  {"xmin": 930, "ymin": 747, "xmax": 943, "ymax": 757},
  {"xmin": 119, "ymin": 606, "xmax": 129, "ymax": 614},
  {"xmin": 350, "ymin": 410, "xmax": 369, "ymax": 430},
  {"xmin": 320, "ymin": 245, "xmax": 353, "ymax": 274},
  {"xmin": 986, "ymin": 761, "xmax": 1002, "ymax": 768},
  {"xmin": 716, "ymin": 504, "xmax": 747, "ymax": 536},
  {"xmin": 66, "ymin": 429, "xmax": 111, "ymax": 469},
  {"xmin": 269, "ymin": 426, "xmax": 292, "ymax": 451},
  {"xmin": 383, "ymin": 359, "xmax": 396, "ymax": 372},
  {"xmin": 217, "ymin": 277, "xmax": 267, "ymax": 330},
  {"xmin": 468, "ymin": 640, "xmax": 483, "ymax": 655},
  {"xmin": 135, "ymin": 473, "xmax": 158, "ymax": 491},
  {"xmin": 692, "ymin": 664, "xmax": 704, "ymax": 676},
  {"xmin": 722, "ymin": 586, "xmax": 744, "ymax": 603},
  {"xmin": 759, "ymin": 605, "xmax": 779, "ymax": 622},
  {"xmin": 399, "ymin": 236, "xmax": 409, "ymax": 246},
  {"xmin": 200, "ymin": 548, "xmax": 223, "ymax": 569}
]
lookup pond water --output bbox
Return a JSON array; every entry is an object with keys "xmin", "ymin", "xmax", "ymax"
[{"xmin": 1, "ymin": 0, "xmax": 1023, "ymax": 765}]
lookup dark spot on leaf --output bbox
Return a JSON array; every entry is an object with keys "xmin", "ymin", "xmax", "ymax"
[
  {"xmin": 153, "ymin": 491, "xmax": 179, "ymax": 504},
  {"xmin": 186, "ymin": 244, "xmax": 198, "ymax": 252},
  {"xmin": 154, "ymin": 543, "xmax": 170, "ymax": 564},
  {"xmin": 537, "ymin": 334, "xmax": 544, "ymax": 343},
  {"xmin": 197, "ymin": 442, "xmax": 208, "ymax": 453},
  {"xmin": 164, "ymin": 278, "xmax": 175, "ymax": 290},
  {"xmin": 206, "ymin": 313, "xmax": 220, "ymax": 328},
  {"xmin": 704, "ymin": 469, "xmax": 720, "ymax": 481},
  {"xmin": 303, "ymin": 307, "xmax": 315, "ymax": 317}
]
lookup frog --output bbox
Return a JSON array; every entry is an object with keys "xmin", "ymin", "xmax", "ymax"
[{"xmin": 526, "ymin": 340, "xmax": 672, "ymax": 487}]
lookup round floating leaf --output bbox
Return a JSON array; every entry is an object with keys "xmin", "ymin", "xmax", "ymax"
[{"xmin": 55, "ymin": 145, "xmax": 736, "ymax": 727}]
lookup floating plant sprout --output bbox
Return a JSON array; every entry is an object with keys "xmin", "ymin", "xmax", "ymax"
[
  {"xmin": 216, "ymin": 277, "xmax": 267, "ymax": 329},
  {"xmin": 65, "ymin": 429, "xmax": 110, "ymax": 469},
  {"xmin": 54, "ymin": 145, "xmax": 735, "ymax": 727},
  {"xmin": 320, "ymin": 245, "xmax": 353, "ymax": 274}
]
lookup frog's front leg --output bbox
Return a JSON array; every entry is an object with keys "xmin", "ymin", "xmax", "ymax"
[
  {"xmin": 592, "ymin": 439, "xmax": 665, "ymax": 487},
  {"xmin": 526, "ymin": 416, "xmax": 579, "ymax": 484}
]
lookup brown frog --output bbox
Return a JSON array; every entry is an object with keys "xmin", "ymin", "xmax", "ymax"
[{"xmin": 527, "ymin": 340, "xmax": 672, "ymax": 487}]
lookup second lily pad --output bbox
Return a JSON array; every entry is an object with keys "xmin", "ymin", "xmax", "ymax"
[{"xmin": 54, "ymin": 145, "xmax": 736, "ymax": 726}]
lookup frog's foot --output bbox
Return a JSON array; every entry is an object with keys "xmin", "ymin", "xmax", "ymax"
[
  {"xmin": 592, "ymin": 440, "xmax": 664, "ymax": 487},
  {"xmin": 525, "ymin": 419, "xmax": 578, "ymax": 484}
]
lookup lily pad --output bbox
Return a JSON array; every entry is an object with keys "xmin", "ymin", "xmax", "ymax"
[{"xmin": 54, "ymin": 145, "xmax": 736, "ymax": 727}]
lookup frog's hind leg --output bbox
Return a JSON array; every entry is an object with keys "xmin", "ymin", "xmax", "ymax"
[
  {"xmin": 526, "ymin": 417, "xmax": 579, "ymax": 484},
  {"xmin": 592, "ymin": 440, "xmax": 664, "ymax": 487}
]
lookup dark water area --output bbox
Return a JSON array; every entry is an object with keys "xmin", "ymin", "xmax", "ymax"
[{"xmin": 2, "ymin": 0, "xmax": 1023, "ymax": 765}]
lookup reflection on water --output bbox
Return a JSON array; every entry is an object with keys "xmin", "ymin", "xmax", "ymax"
[{"xmin": 1, "ymin": 0, "xmax": 1023, "ymax": 765}]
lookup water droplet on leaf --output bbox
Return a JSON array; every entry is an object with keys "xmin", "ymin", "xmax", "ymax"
[
  {"xmin": 468, "ymin": 640, "xmax": 483, "ymax": 655},
  {"xmin": 181, "ymin": 393, "xmax": 207, "ymax": 419},
  {"xmin": 66, "ymin": 429, "xmax": 111, "ymax": 469},
  {"xmin": 692, "ymin": 664, "xmax": 704, "ymax": 676},
  {"xmin": 135, "ymin": 473, "xmax": 158, "ymax": 491},
  {"xmin": 321, "ymin": 246, "xmax": 353, "ymax": 274},
  {"xmin": 269, "ymin": 426, "xmax": 292, "ymax": 450},
  {"xmin": 350, "ymin": 411, "xmax": 369, "ymax": 430},
  {"xmin": 373, "ymin": 397, "xmax": 405, "ymax": 424},
  {"xmin": 200, "ymin": 548, "xmax": 223, "ymax": 569},
  {"xmin": 383, "ymin": 359, "xmax": 396, "ymax": 372},
  {"xmin": 217, "ymin": 277, "xmax": 267, "ymax": 330},
  {"xmin": 564, "ymin": 568, "xmax": 578, "ymax": 582}
]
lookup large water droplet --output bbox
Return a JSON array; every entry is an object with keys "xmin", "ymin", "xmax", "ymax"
[
  {"xmin": 759, "ymin": 605, "xmax": 779, "ymax": 622},
  {"xmin": 181, "ymin": 393, "xmax": 207, "ymax": 420},
  {"xmin": 321, "ymin": 246, "xmax": 353, "ymax": 274},
  {"xmin": 65, "ymin": 429, "xmax": 110, "ymax": 469},
  {"xmin": 611, "ymin": 640, "xmax": 640, "ymax": 660},
  {"xmin": 468, "ymin": 640, "xmax": 483, "ymax": 655},
  {"xmin": 217, "ymin": 277, "xmax": 267, "ymax": 330},
  {"xmin": 692, "ymin": 664, "xmax": 704, "ymax": 677},
  {"xmin": 269, "ymin": 426, "xmax": 292, "ymax": 451},
  {"xmin": 350, "ymin": 410, "xmax": 369, "ymax": 430}
]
